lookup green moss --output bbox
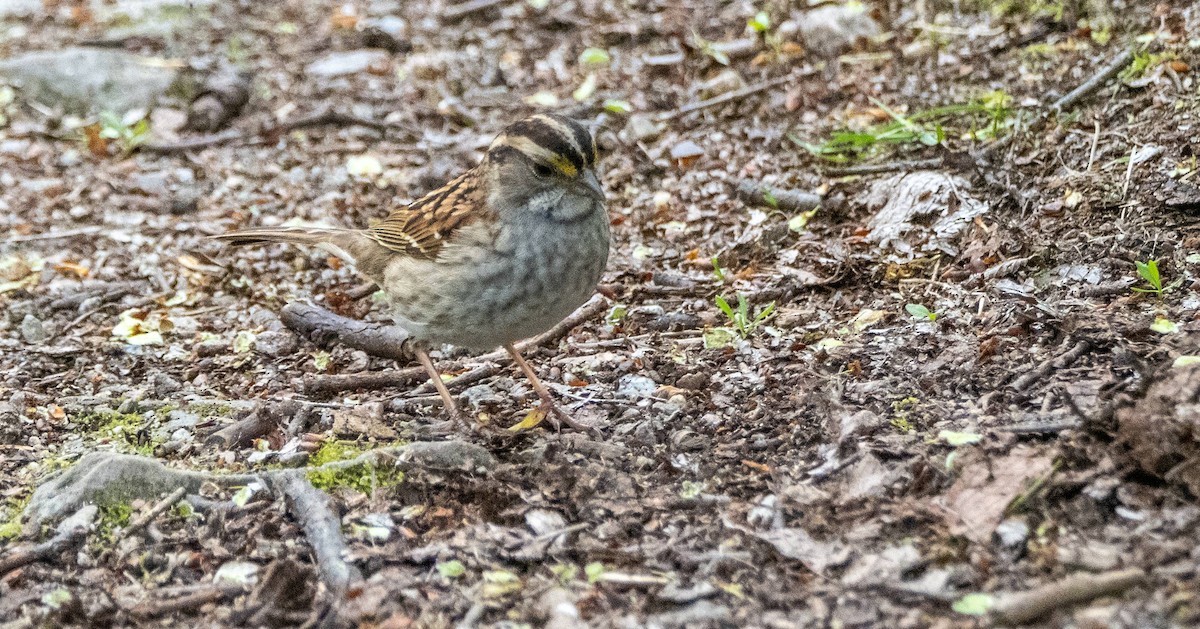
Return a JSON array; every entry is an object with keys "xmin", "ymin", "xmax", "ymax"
[
  {"xmin": 306, "ymin": 441, "xmax": 404, "ymax": 494},
  {"xmin": 96, "ymin": 501, "xmax": 134, "ymax": 543},
  {"xmin": 77, "ymin": 409, "xmax": 159, "ymax": 455},
  {"xmin": 0, "ymin": 494, "xmax": 30, "ymax": 541},
  {"xmin": 187, "ymin": 402, "xmax": 236, "ymax": 418}
]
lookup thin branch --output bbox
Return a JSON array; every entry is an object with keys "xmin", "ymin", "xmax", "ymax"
[
  {"xmin": 117, "ymin": 486, "xmax": 187, "ymax": 542},
  {"xmin": 269, "ymin": 471, "xmax": 361, "ymax": 597},
  {"xmin": 657, "ymin": 73, "xmax": 799, "ymax": 122},
  {"xmin": 993, "ymin": 568, "xmax": 1146, "ymax": 625}
]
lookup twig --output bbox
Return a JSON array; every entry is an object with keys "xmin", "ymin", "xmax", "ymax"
[
  {"xmin": 269, "ymin": 471, "xmax": 362, "ymax": 597},
  {"xmin": 299, "ymin": 294, "xmax": 608, "ymax": 395},
  {"xmin": 993, "ymin": 568, "xmax": 1146, "ymax": 625},
  {"xmin": 5, "ymin": 226, "xmax": 107, "ymax": 243},
  {"xmin": 1050, "ymin": 48, "xmax": 1135, "ymax": 113},
  {"xmin": 443, "ymin": 0, "xmax": 509, "ymax": 20},
  {"xmin": 131, "ymin": 584, "xmax": 246, "ymax": 618},
  {"xmin": 1009, "ymin": 340, "xmax": 1090, "ymax": 392},
  {"xmin": 822, "ymin": 157, "xmax": 943, "ymax": 177},
  {"xmin": 204, "ymin": 402, "xmax": 297, "ymax": 448},
  {"xmin": 281, "ymin": 301, "xmax": 413, "ymax": 362},
  {"xmin": 734, "ymin": 179, "xmax": 822, "ymax": 212},
  {"xmin": 657, "ymin": 74, "xmax": 798, "ymax": 121},
  {"xmin": 304, "ymin": 367, "xmax": 426, "ymax": 397},
  {"xmin": 409, "ymin": 364, "xmax": 498, "ymax": 396},
  {"xmin": 346, "ymin": 281, "xmax": 380, "ymax": 300},
  {"xmin": 117, "ymin": 486, "xmax": 187, "ymax": 541}
]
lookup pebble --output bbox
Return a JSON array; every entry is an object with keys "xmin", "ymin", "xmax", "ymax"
[
  {"xmin": 20, "ymin": 314, "xmax": 47, "ymax": 344},
  {"xmin": 254, "ymin": 330, "xmax": 298, "ymax": 358},
  {"xmin": 616, "ymin": 374, "xmax": 657, "ymax": 398},
  {"xmin": 994, "ymin": 518, "xmax": 1029, "ymax": 548},
  {"xmin": 461, "ymin": 384, "xmax": 498, "ymax": 410}
]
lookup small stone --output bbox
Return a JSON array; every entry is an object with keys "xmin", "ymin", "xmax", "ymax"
[
  {"xmin": 616, "ymin": 374, "xmax": 657, "ymax": 398},
  {"xmin": 670, "ymin": 140, "xmax": 704, "ymax": 167},
  {"xmin": 461, "ymin": 384, "xmax": 498, "ymax": 410},
  {"xmin": 254, "ymin": 330, "xmax": 298, "ymax": 358},
  {"xmin": 163, "ymin": 410, "xmax": 199, "ymax": 432},
  {"xmin": 117, "ymin": 398, "xmax": 138, "ymax": 414},
  {"xmin": 0, "ymin": 48, "xmax": 181, "ymax": 116},
  {"xmin": 675, "ymin": 373, "xmax": 709, "ymax": 390},
  {"xmin": 994, "ymin": 518, "xmax": 1029, "ymax": 548},
  {"xmin": 156, "ymin": 372, "xmax": 183, "ymax": 396},
  {"xmin": 625, "ymin": 113, "xmax": 663, "ymax": 142},
  {"xmin": 306, "ymin": 50, "xmax": 391, "ymax": 77},
  {"xmin": 20, "ymin": 314, "xmax": 47, "ymax": 344}
]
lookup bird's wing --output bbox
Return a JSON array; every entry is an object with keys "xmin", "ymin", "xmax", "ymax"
[{"xmin": 367, "ymin": 169, "xmax": 491, "ymax": 259}]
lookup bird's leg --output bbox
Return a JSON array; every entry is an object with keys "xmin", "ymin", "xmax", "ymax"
[
  {"xmin": 504, "ymin": 343, "xmax": 591, "ymax": 432},
  {"xmin": 413, "ymin": 346, "xmax": 468, "ymax": 426}
]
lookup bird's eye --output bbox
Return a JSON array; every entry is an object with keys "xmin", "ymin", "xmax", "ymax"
[{"xmin": 533, "ymin": 163, "xmax": 554, "ymax": 177}]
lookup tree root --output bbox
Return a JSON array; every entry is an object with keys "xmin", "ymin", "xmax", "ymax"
[{"xmin": 13, "ymin": 440, "xmax": 495, "ymax": 598}]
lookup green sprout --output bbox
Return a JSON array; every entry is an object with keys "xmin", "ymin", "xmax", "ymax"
[
  {"xmin": 711, "ymin": 256, "xmax": 728, "ymax": 283},
  {"xmin": 905, "ymin": 303, "xmax": 938, "ymax": 321},
  {"xmin": 692, "ymin": 32, "xmax": 730, "ymax": 65},
  {"xmin": 715, "ymin": 294, "xmax": 776, "ymax": 338},
  {"xmin": 97, "ymin": 111, "xmax": 151, "ymax": 154},
  {"xmin": 747, "ymin": 11, "xmax": 770, "ymax": 33},
  {"xmin": 1132, "ymin": 259, "xmax": 1181, "ymax": 297}
]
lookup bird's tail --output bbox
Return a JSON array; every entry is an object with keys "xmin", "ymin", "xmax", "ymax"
[{"xmin": 211, "ymin": 227, "xmax": 386, "ymax": 279}]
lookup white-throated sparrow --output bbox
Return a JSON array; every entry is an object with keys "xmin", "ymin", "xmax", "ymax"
[{"xmin": 214, "ymin": 114, "xmax": 609, "ymax": 430}]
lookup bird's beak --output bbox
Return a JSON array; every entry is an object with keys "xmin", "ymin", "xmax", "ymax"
[{"xmin": 582, "ymin": 169, "xmax": 605, "ymax": 201}]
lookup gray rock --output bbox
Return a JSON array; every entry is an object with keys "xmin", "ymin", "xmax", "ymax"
[
  {"xmin": 254, "ymin": 330, "xmax": 298, "ymax": 358},
  {"xmin": 616, "ymin": 374, "xmax": 657, "ymax": 399},
  {"xmin": 305, "ymin": 50, "xmax": 391, "ymax": 78},
  {"xmin": 153, "ymin": 373, "xmax": 182, "ymax": 397},
  {"xmin": 163, "ymin": 410, "xmax": 199, "ymax": 432},
  {"xmin": 461, "ymin": 384, "xmax": 498, "ymax": 410},
  {"xmin": 0, "ymin": 48, "xmax": 181, "ymax": 116},
  {"xmin": 20, "ymin": 314, "xmax": 47, "ymax": 344},
  {"xmin": 994, "ymin": 518, "xmax": 1030, "ymax": 548}
]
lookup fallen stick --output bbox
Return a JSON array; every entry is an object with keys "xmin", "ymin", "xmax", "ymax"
[
  {"xmin": 443, "ymin": 0, "xmax": 509, "ymax": 20},
  {"xmin": 657, "ymin": 73, "xmax": 800, "ymax": 121},
  {"xmin": 734, "ymin": 179, "xmax": 822, "ymax": 212},
  {"xmin": 131, "ymin": 584, "xmax": 246, "ymax": 618},
  {"xmin": 281, "ymin": 301, "xmax": 413, "ymax": 362},
  {"xmin": 1009, "ymin": 340, "xmax": 1090, "ymax": 392},
  {"xmin": 822, "ymin": 157, "xmax": 943, "ymax": 177},
  {"xmin": 303, "ymin": 367, "xmax": 426, "ymax": 397},
  {"xmin": 117, "ymin": 486, "xmax": 187, "ymax": 542},
  {"xmin": 299, "ymin": 294, "xmax": 608, "ymax": 395},
  {"xmin": 992, "ymin": 568, "xmax": 1146, "ymax": 625},
  {"xmin": 269, "ymin": 471, "xmax": 361, "ymax": 597}
]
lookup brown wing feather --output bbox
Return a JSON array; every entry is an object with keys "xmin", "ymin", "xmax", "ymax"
[{"xmin": 368, "ymin": 169, "xmax": 488, "ymax": 259}]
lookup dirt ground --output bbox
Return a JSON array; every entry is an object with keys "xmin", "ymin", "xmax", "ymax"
[{"xmin": 2, "ymin": 0, "xmax": 1199, "ymax": 627}]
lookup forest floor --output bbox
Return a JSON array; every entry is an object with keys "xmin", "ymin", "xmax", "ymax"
[{"xmin": 1, "ymin": 0, "xmax": 1199, "ymax": 627}]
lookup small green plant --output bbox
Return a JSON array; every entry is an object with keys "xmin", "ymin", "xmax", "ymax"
[
  {"xmin": 794, "ymin": 92, "xmax": 1015, "ymax": 162},
  {"xmin": 905, "ymin": 303, "xmax": 938, "ymax": 321},
  {"xmin": 692, "ymin": 31, "xmax": 730, "ymax": 65},
  {"xmin": 715, "ymin": 294, "xmax": 776, "ymax": 338},
  {"xmin": 97, "ymin": 111, "xmax": 151, "ymax": 154},
  {"xmin": 711, "ymin": 256, "xmax": 728, "ymax": 283},
  {"xmin": 747, "ymin": 10, "xmax": 770, "ymax": 33},
  {"xmin": 1132, "ymin": 259, "xmax": 1181, "ymax": 297}
]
